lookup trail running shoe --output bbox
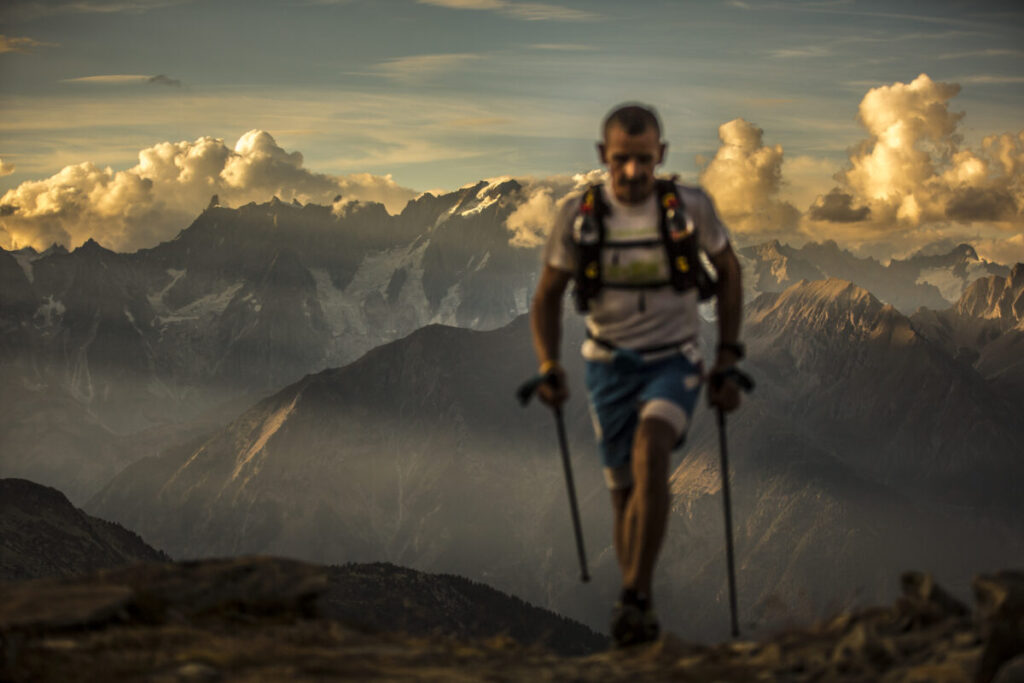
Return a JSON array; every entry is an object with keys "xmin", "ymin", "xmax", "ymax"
[{"xmin": 610, "ymin": 590, "xmax": 660, "ymax": 648}]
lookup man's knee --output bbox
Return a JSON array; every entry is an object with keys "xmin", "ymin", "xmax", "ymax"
[{"xmin": 639, "ymin": 399, "xmax": 688, "ymax": 442}]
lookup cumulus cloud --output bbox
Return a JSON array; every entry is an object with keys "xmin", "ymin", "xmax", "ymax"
[
  {"xmin": 813, "ymin": 74, "xmax": 1023, "ymax": 236},
  {"xmin": 0, "ymin": 159, "xmax": 14, "ymax": 177},
  {"xmin": 0, "ymin": 130, "xmax": 417, "ymax": 252},
  {"xmin": 504, "ymin": 170, "xmax": 605, "ymax": 247},
  {"xmin": 698, "ymin": 118, "xmax": 800, "ymax": 240}
]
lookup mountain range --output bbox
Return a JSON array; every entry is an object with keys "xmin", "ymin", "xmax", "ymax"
[
  {"xmin": 87, "ymin": 275, "xmax": 1024, "ymax": 639},
  {"xmin": 3, "ymin": 181, "xmax": 1022, "ymax": 641},
  {"xmin": 0, "ymin": 185, "xmax": 1010, "ymax": 503}
]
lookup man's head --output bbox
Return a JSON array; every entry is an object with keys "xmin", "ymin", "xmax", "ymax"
[{"xmin": 598, "ymin": 103, "xmax": 667, "ymax": 205}]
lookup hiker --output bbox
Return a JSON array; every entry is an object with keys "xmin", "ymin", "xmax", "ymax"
[{"xmin": 529, "ymin": 103, "xmax": 745, "ymax": 647}]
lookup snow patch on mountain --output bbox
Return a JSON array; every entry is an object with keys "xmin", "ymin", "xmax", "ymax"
[
  {"xmin": 311, "ymin": 268, "xmax": 354, "ymax": 336},
  {"xmin": 460, "ymin": 195, "xmax": 498, "ymax": 217},
  {"xmin": 123, "ymin": 308, "xmax": 144, "ymax": 338},
  {"xmin": 916, "ymin": 259, "xmax": 994, "ymax": 303},
  {"xmin": 11, "ymin": 251, "xmax": 35, "ymax": 283},
  {"xmin": 432, "ymin": 282, "xmax": 463, "ymax": 326},
  {"xmin": 313, "ymin": 240, "xmax": 430, "ymax": 339},
  {"xmin": 159, "ymin": 281, "xmax": 244, "ymax": 324},
  {"xmin": 147, "ymin": 268, "xmax": 186, "ymax": 311},
  {"xmin": 34, "ymin": 296, "xmax": 65, "ymax": 327}
]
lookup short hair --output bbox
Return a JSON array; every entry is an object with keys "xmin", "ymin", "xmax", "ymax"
[{"xmin": 602, "ymin": 103, "xmax": 662, "ymax": 141}]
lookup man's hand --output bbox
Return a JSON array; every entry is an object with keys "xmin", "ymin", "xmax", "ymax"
[
  {"xmin": 708, "ymin": 362, "xmax": 741, "ymax": 412},
  {"xmin": 537, "ymin": 362, "xmax": 569, "ymax": 407}
]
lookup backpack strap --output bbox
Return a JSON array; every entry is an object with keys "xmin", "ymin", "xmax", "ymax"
[
  {"xmin": 656, "ymin": 179, "xmax": 717, "ymax": 301},
  {"xmin": 572, "ymin": 184, "xmax": 607, "ymax": 312}
]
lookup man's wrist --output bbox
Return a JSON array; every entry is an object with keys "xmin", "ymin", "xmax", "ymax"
[
  {"xmin": 716, "ymin": 341, "xmax": 745, "ymax": 364},
  {"xmin": 539, "ymin": 359, "xmax": 561, "ymax": 375}
]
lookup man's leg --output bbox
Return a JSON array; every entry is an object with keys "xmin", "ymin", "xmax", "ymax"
[
  {"xmin": 621, "ymin": 417, "xmax": 676, "ymax": 596},
  {"xmin": 610, "ymin": 486, "xmax": 630, "ymax": 576}
]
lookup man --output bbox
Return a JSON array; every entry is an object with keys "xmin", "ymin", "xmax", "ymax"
[{"xmin": 529, "ymin": 103, "xmax": 744, "ymax": 647}]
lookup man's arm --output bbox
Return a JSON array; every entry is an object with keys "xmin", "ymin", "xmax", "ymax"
[
  {"xmin": 530, "ymin": 264, "xmax": 573, "ymax": 406},
  {"xmin": 708, "ymin": 243, "xmax": 743, "ymax": 411}
]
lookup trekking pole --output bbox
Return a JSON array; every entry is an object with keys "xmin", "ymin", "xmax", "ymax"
[
  {"xmin": 517, "ymin": 373, "xmax": 590, "ymax": 583},
  {"xmin": 711, "ymin": 367, "xmax": 754, "ymax": 638}
]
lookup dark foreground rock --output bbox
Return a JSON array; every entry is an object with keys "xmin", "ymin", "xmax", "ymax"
[{"xmin": 1, "ymin": 558, "xmax": 1022, "ymax": 682}]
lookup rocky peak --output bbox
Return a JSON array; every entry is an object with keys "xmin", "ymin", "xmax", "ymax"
[
  {"xmin": 954, "ymin": 243, "xmax": 979, "ymax": 260},
  {"xmin": 71, "ymin": 237, "xmax": 114, "ymax": 259},
  {"xmin": 40, "ymin": 242, "xmax": 68, "ymax": 257},
  {"xmin": 748, "ymin": 278, "xmax": 917, "ymax": 349},
  {"xmin": 954, "ymin": 266, "xmax": 1024, "ymax": 326}
]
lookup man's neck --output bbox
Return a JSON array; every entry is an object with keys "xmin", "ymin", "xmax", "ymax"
[{"xmin": 603, "ymin": 180, "xmax": 656, "ymax": 209}]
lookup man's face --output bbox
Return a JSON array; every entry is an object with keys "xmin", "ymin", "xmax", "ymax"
[{"xmin": 598, "ymin": 124, "xmax": 666, "ymax": 205}]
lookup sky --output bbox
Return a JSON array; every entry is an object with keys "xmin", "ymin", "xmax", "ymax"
[{"xmin": 1, "ymin": 0, "xmax": 1022, "ymax": 261}]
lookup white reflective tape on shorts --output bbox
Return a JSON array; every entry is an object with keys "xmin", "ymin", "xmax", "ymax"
[
  {"xmin": 604, "ymin": 464, "xmax": 633, "ymax": 490},
  {"xmin": 639, "ymin": 399, "xmax": 689, "ymax": 438}
]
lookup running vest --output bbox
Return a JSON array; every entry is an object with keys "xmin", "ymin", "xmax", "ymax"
[{"xmin": 571, "ymin": 179, "xmax": 716, "ymax": 313}]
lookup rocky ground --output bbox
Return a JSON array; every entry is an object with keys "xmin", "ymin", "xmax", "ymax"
[{"xmin": 1, "ymin": 557, "xmax": 1022, "ymax": 682}]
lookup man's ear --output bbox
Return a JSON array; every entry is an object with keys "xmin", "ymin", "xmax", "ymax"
[
  {"xmin": 657, "ymin": 142, "xmax": 668, "ymax": 165},
  {"xmin": 597, "ymin": 142, "xmax": 607, "ymax": 165}
]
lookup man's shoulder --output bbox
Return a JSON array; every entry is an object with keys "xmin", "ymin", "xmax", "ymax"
[
  {"xmin": 552, "ymin": 186, "xmax": 587, "ymax": 227},
  {"xmin": 669, "ymin": 180, "xmax": 713, "ymax": 207}
]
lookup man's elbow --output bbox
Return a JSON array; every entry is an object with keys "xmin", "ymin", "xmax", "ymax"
[
  {"xmin": 532, "ymin": 287, "xmax": 563, "ymax": 315},
  {"xmin": 713, "ymin": 246, "xmax": 742, "ymax": 287}
]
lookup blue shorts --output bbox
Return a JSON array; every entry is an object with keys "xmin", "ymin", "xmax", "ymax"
[{"xmin": 585, "ymin": 353, "xmax": 703, "ymax": 489}]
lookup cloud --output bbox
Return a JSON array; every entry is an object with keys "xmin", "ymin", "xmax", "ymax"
[
  {"xmin": 937, "ymin": 49, "xmax": 1024, "ymax": 60},
  {"xmin": 811, "ymin": 74, "xmax": 1023, "ymax": 240},
  {"xmin": 697, "ymin": 118, "xmax": 800, "ymax": 240},
  {"xmin": 63, "ymin": 74, "xmax": 153, "ymax": 84},
  {"xmin": 0, "ymin": 130, "xmax": 418, "ymax": 252},
  {"xmin": 808, "ymin": 188, "xmax": 870, "ymax": 223},
  {"xmin": 0, "ymin": 34, "xmax": 57, "ymax": 54},
  {"xmin": 148, "ymin": 74, "xmax": 182, "ymax": 87},
  {"xmin": 373, "ymin": 53, "xmax": 482, "ymax": 83},
  {"xmin": 528, "ymin": 43, "xmax": 594, "ymax": 51},
  {"xmin": 974, "ymin": 234, "xmax": 1024, "ymax": 266},
  {"xmin": 62, "ymin": 73, "xmax": 183, "ymax": 87},
  {"xmin": 768, "ymin": 46, "xmax": 831, "ymax": 59},
  {"xmin": 956, "ymin": 75, "xmax": 1024, "ymax": 85},
  {"xmin": 503, "ymin": 170, "xmax": 604, "ymax": 247},
  {"xmin": 0, "ymin": 159, "xmax": 14, "ymax": 177},
  {"xmin": 416, "ymin": 0, "xmax": 599, "ymax": 21}
]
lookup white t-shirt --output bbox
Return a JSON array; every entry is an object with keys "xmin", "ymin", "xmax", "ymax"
[{"xmin": 543, "ymin": 179, "xmax": 730, "ymax": 361}]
